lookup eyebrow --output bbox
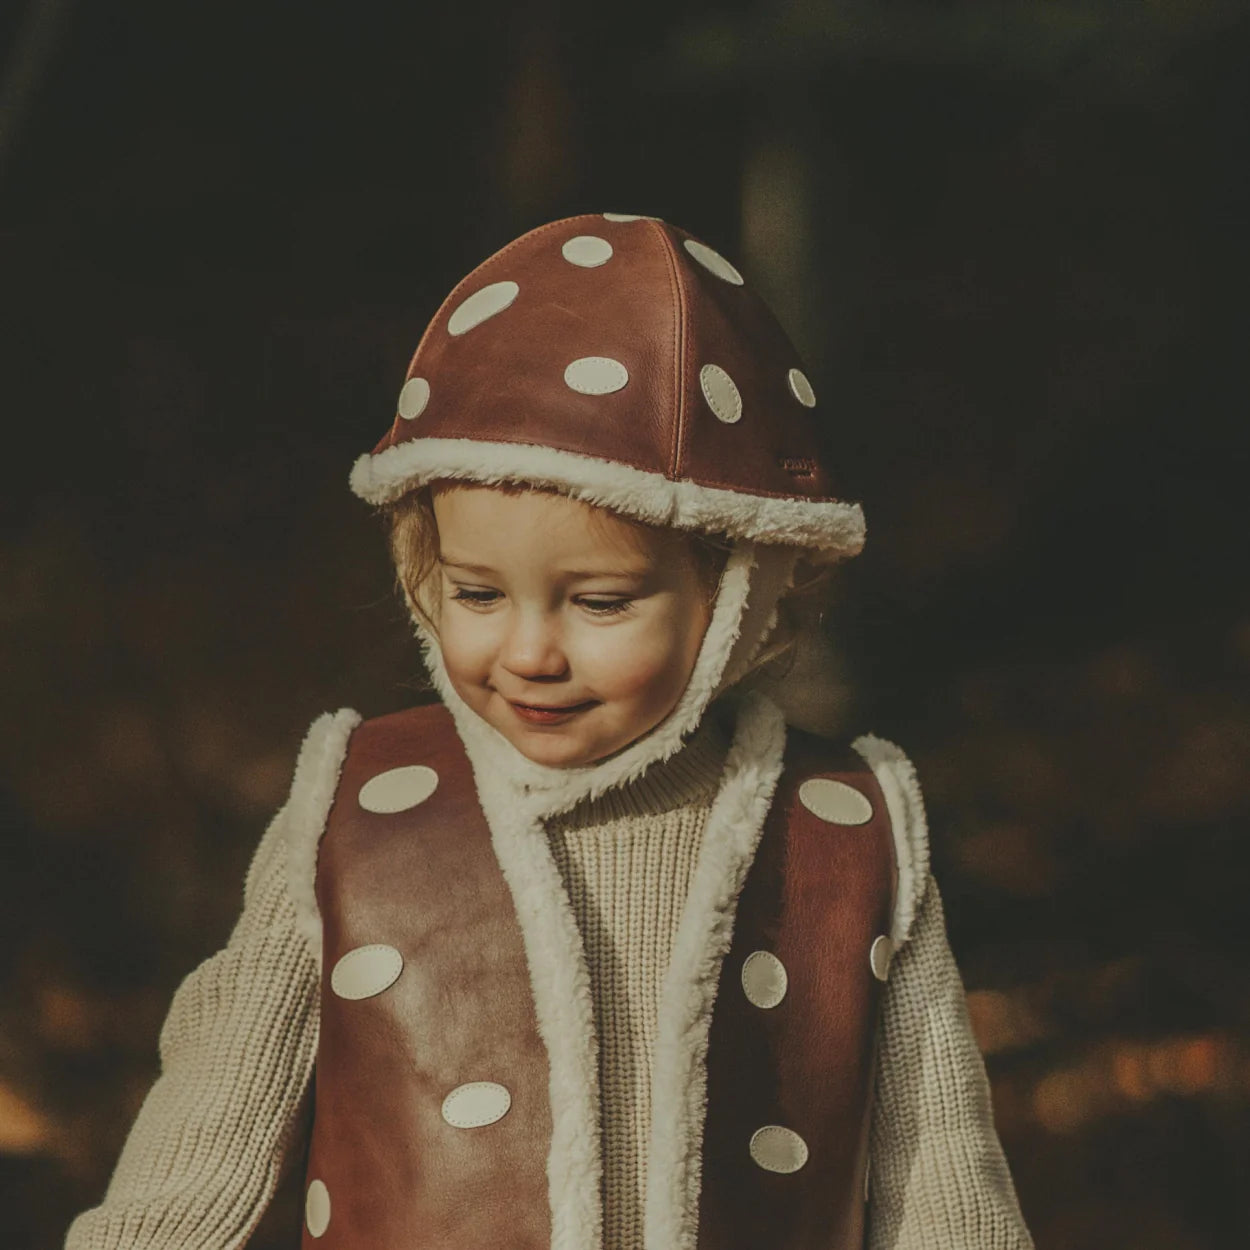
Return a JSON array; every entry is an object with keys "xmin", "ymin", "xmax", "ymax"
[
  {"xmin": 437, "ymin": 556, "xmax": 496, "ymax": 574},
  {"xmin": 437, "ymin": 555, "xmax": 651, "ymax": 580}
]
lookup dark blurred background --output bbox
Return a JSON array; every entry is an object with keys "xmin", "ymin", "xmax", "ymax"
[{"xmin": 2, "ymin": 1, "xmax": 1248, "ymax": 1246}]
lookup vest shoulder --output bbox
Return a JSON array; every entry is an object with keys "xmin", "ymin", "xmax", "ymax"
[
  {"xmin": 339, "ymin": 700, "xmax": 471, "ymax": 784},
  {"xmin": 846, "ymin": 732, "xmax": 931, "ymax": 949},
  {"xmin": 351, "ymin": 700, "xmax": 453, "ymax": 746}
]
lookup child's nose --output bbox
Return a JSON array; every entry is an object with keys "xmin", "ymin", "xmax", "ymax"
[{"xmin": 498, "ymin": 611, "xmax": 570, "ymax": 679}]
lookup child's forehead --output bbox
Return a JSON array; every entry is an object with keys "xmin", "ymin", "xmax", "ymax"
[
  {"xmin": 436, "ymin": 480, "xmax": 669, "ymax": 530},
  {"xmin": 432, "ymin": 483, "xmax": 690, "ymax": 560}
]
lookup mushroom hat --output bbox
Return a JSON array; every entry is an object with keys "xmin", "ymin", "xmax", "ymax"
[{"xmin": 350, "ymin": 212, "xmax": 867, "ymax": 817}]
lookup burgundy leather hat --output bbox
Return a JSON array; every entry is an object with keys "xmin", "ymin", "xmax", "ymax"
[{"xmin": 350, "ymin": 213, "xmax": 865, "ymax": 563}]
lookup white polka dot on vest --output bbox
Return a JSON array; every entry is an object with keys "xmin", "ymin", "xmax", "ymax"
[
  {"xmin": 564, "ymin": 356, "xmax": 630, "ymax": 395},
  {"xmin": 788, "ymin": 367, "xmax": 816, "ymax": 408},
  {"xmin": 305, "ymin": 1179, "xmax": 331, "ymax": 1237},
  {"xmin": 447, "ymin": 280, "xmax": 519, "ymax": 336},
  {"xmin": 798, "ymin": 777, "xmax": 873, "ymax": 825},
  {"xmin": 870, "ymin": 935, "xmax": 895, "ymax": 982},
  {"xmin": 397, "ymin": 376, "xmax": 430, "ymax": 419},
  {"xmin": 749, "ymin": 1125, "xmax": 809, "ymax": 1173},
  {"xmin": 331, "ymin": 944, "xmax": 404, "ymax": 1000},
  {"xmin": 442, "ymin": 1081, "xmax": 512, "ymax": 1128},
  {"xmin": 358, "ymin": 764, "xmax": 439, "ymax": 814},
  {"xmin": 683, "ymin": 238, "xmax": 744, "ymax": 285},
  {"xmin": 561, "ymin": 235, "xmax": 614, "ymax": 267},
  {"xmin": 741, "ymin": 950, "xmax": 788, "ymax": 1008},
  {"xmin": 699, "ymin": 363, "xmax": 742, "ymax": 424}
]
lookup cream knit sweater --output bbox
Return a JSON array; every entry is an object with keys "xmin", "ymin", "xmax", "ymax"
[{"xmin": 64, "ymin": 714, "xmax": 1032, "ymax": 1249}]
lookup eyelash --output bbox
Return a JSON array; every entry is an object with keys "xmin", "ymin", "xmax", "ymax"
[{"xmin": 450, "ymin": 588, "xmax": 633, "ymax": 617}]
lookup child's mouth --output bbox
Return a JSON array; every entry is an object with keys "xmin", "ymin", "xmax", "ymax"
[{"xmin": 507, "ymin": 700, "xmax": 596, "ymax": 725}]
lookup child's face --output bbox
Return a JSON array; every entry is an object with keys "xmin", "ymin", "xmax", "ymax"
[{"xmin": 430, "ymin": 484, "xmax": 715, "ymax": 768}]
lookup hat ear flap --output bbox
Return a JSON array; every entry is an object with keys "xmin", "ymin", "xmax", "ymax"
[{"xmin": 712, "ymin": 545, "xmax": 800, "ymax": 697}]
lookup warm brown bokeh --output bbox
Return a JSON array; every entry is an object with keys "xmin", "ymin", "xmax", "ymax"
[{"xmin": 2, "ymin": 2, "xmax": 1247, "ymax": 1247}]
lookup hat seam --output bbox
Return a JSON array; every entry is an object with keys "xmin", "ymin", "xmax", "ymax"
[{"xmin": 651, "ymin": 217, "xmax": 689, "ymax": 482}]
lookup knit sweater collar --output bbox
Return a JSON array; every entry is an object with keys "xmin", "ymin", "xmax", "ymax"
[{"xmin": 546, "ymin": 702, "xmax": 733, "ymax": 829}]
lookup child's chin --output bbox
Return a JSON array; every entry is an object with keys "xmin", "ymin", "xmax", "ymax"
[
  {"xmin": 511, "ymin": 736, "xmax": 600, "ymax": 768},
  {"xmin": 500, "ymin": 725, "xmax": 625, "ymax": 769}
]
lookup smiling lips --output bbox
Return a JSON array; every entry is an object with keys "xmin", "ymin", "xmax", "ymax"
[{"xmin": 507, "ymin": 698, "xmax": 596, "ymax": 724}]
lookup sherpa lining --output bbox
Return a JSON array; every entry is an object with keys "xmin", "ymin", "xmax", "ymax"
[
  {"xmin": 284, "ymin": 708, "xmax": 362, "ymax": 958},
  {"xmin": 850, "ymin": 733, "xmax": 931, "ymax": 948},
  {"xmin": 350, "ymin": 437, "xmax": 865, "ymax": 562}
]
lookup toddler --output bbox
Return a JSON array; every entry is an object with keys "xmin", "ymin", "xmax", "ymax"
[{"xmin": 66, "ymin": 213, "xmax": 1033, "ymax": 1249}]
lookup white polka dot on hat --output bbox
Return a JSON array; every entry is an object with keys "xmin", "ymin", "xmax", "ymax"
[
  {"xmin": 562, "ymin": 235, "xmax": 614, "ymax": 268},
  {"xmin": 447, "ymin": 281, "xmax": 519, "ymax": 336},
  {"xmin": 700, "ymin": 363, "xmax": 742, "ymax": 424},
  {"xmin": 683, "ymin": 238, "xmax": 744, "ymax": 285},
  {"xmin": 564, "ymin": 356, "xmax": 630, "ymax": 395}
]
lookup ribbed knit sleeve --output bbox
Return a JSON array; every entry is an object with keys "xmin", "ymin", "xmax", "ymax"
[
  {"xmin": 63, "ymin": 802, "xmax": 321, "ymax": 1250},
  {"xmin": 867, "ymin": 874, "xmax": 1032, "ymax": 1250}
]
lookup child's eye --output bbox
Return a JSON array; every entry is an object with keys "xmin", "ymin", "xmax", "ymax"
[
  {"xmin": 449, "ymin": 588, "xmax": 632, "ymax": 616},
  {"xmin": 450, "ymin": 588, "xmax": 499, "ymax": 606},
  {"xmin": 578, "ymin": 597, "xmax": 632, "ymax": 616}
]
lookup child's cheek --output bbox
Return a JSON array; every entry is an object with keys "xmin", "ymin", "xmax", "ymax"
[
  {"xmin": 439, "ymin": 614, "xmax": 497, "ymax": 688},
  {"xmin": 578, "ymin": 617, "xmax": 694, "ymax": 705}
]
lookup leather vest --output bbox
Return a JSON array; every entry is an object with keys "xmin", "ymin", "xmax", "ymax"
[{"xmin": 301, "ymin": 702, "xmax": 896, "ymax": 1249}]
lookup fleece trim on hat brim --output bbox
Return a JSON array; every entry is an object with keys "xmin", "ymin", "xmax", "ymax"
[{"xmin": 350, "ymin": 437, "xmax": 865, "ymax": 561}]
